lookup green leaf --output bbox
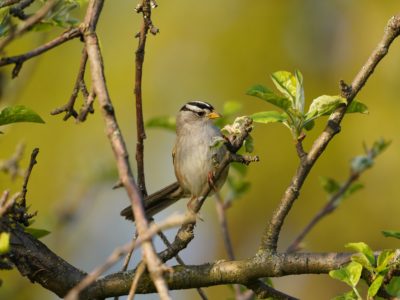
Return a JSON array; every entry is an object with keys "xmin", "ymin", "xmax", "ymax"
[
  {"xmin": 386, "ymin": 276, "xmax": 400, "ymax": 297},
  {"xmin": 376, "ymin": 249, "xmax": 395, "ymax": 273},
  {"xmin": 250, "ymin": 111, "xmax": 288, "ymax": 124},
  {"xmin": 247, "ymin": 85, "xmax": 292, "ymax": 111},
  {"xmin": 24, "ymin": 228, "xmax": 51, "ymax": 239},
  {"xmin": 329, "ymin": 262, "xmax": 362, "ymax": 287},
  {"xmin": 351, "ymin": 254, "xmax": 373, "ymax": 272},
  {"xmin": 382, "ymin": 230, "xmax": 400, "ymax": 239},
  {"xmin": 345, "ymin": 242, "xmax": 375, "ymax": 266},
  {"xmin": 295, "ymin": 70, "xmax": 305, "ymax": 113},
  {"xmin": 0, "ymin": 232, "xmax": 10, "ymax": 255},
  {"xmin": 346, "ymin": 101, "xmax": 369, "ymax": 114},
  {"xmin": 368, "ymin": 275, "xmax": 384, "ymax": 298},
  {"xmin": 319, "ymin": 176, "xmax": 340, "ymax": 195},
  {"xmin": 371, "ymin": 139, "xmax": 391, "ymax": 158},
  {"xmin": 0, "ymin": 105, "xmax": 45, "ymax": 126},
  {"xmin": 331, "ymin": 290, "xmax": 358, "ymax": 300},
  {"xmin": 306, "ymin": 95, "xmax": 346, "ymax": 120},
  {"xmin": 343, "ymin": 183, "xmax": 364, "ymax": 199},
  {"xmin": 145, "ymin": 116, "xmax": 176, "ymax": 132},
  {"xmin": 271, "ymin": 71, "xmax": 297, "ymax": 105}
]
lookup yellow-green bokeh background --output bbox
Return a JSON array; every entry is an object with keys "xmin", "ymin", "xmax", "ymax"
[{"xmin": 1, "ymin": 1, "xmax": 400, "ymax": 299}]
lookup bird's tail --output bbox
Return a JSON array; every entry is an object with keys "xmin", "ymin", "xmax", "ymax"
[{"xmin": 120, "ymin": 181, "xmax": 185, "ymax": 221}]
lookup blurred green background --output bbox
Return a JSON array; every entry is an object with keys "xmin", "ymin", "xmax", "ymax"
[{"xmin": 1, "ymin": 1, "xmax": 400, "ymax": 299}]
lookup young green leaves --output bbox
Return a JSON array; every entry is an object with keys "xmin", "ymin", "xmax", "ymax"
[
  {"xmin": 247, "ymin": 70, "xmax": 368, "ymax": 139},
  {"xmin": 330, "ymin": 242, "xmax": 397, "ymax": 299}
]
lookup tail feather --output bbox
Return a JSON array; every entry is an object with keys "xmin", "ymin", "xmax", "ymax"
[{"xmin": 120, "ymin": 181, "xmax": 186, "ymax": 221}]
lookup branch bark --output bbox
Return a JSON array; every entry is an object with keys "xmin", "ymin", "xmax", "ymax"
[
  {"xmin": 82, "ymin": 0, "xmax": 170, "ymax": 298},
  {"xmin": 260, "ymin": 14, "xmax": 400, "ymax": 252}
]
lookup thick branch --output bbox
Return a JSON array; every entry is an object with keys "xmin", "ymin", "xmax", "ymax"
[
  {"xmin": 5, "ymin": 221, "xmax": 354, "ymax": 299},
  {"xmin": 260, "ymin": 14, "xmax": 400, "ymax": 252}
]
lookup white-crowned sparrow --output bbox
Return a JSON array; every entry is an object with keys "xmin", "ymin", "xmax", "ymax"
[{"xmin": 121, "ymin": 101, "xmax": 229, "ymax": 221}]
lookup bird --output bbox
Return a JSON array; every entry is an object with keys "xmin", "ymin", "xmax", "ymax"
[{"xmin": 121, "ymin": 100, "xmax": 229, "ymax": 221}]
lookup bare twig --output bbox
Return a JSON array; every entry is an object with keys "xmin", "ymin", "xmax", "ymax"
[
  {"xmin": 0, "ymin": 142, "xmax": 25, "ymax": 180},
  {"xmin": 157, "ymin": 230, "xmax": 208, "ymax": 300},
  {"xmin": 0, "ymin": 0, "xmax": 22, "ymax": 9},
  {"xmin": 9, "ymin": 0, "xmax": 35, "ymax": 20},
  {"xmin": 0, "ymin": 0, "xmax": 56, "ymax": 52},
  {"xmin": 20, "ymin": 148, "xmax": 39, "ymax": 208},
  {"xmin": 51, "ymin": 47, "xmax": 88, "ymax": 121},
  {"xmin": 82, "ymin": 1, "xmax": 170, "ymax": 298},
  {"xmin": 134, "ymin": 0, "xmax": 158, "ymax": 197},
  {"xmin": 0, "ymin": 190, "xmax": 19, "ymax": 217},
  {"xmin": 127, "ymin": 261, "xmax": 146, "ymax": 300},
  {"xmin": 64, "ymin": 213, "xmax": 193, "ymax": 300},
  {"xmin": 0, "ymin": 27, "xmax": 81, "ymax": 78},
  {"xmin": 214, "ymin": 190, "xmax": 244, "ymax": 299},
  {"xmin": 287, "ymin": 140, "xmax": 388, "ymax": 253},
  {"xmin": 260, "ymin": 14, "xmax": 400, "ymax": 252}
]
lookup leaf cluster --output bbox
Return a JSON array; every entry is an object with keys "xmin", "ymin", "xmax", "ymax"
[
  {"xmin": 247, "ymin": 71, "xmax": 368, "ymax": 139},
  {"xmin": 330, "ymin": 242, "xmax": 400, "ymax": 299}
]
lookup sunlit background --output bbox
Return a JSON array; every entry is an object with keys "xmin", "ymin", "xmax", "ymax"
[{"xmin": 1, "ymin": 1, "xmax": 400, "ymax": 299}]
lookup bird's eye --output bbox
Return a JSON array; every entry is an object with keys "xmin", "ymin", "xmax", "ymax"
[{"xmin": 196, "ymin": 111, "xmax": 205, "ymax": 117}]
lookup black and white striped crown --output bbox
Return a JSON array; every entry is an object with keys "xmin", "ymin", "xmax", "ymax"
[{"xmin": 180, "ymin": 101, "xmax": 214, "ymax": 113}]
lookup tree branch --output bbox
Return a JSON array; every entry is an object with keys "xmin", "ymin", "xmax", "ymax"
[
  {"xmin": 82, "ymin": 0, "xmax": 170, "ymax": 298},
  {"xmin": 134, "ymin": 0, "xmax": 158, "ymax": 197},
  {"xmin": 0, "ymin": 27, "xmax": 81, "ymax": 77},
  {"xmin": 260, "ymin": 14, "xmax": 400, "ymax": 252},
  {"xmin": 0, "ymin": 0, "xmax": 57, "ymax": 52}
]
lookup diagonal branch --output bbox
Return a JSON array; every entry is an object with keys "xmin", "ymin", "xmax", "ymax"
[
  {"xmin": 0, "ymin": 27, "xmax": 81, "ymax": 78},
  {"xmin": 81, "ymin": 0, "xmax": 170, "ymax": 299},
  {"xmin": 260, "ymin": 14, "xmax": 400, "ymax": 252}
]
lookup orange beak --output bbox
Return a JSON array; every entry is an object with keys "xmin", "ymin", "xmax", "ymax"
[{"xmin": 207, "ymin": 111, "xmax": 222, "ymax": 119}]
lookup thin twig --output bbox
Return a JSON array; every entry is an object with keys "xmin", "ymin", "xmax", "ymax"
[
  {"xmin": 157, "ymin": 230, "xmax": 208, "ymax": 300},
  {"xmin": 0, "ymin": 142, "xmax": 25, "ymax": 180},
  {"xmin": 127, "ymin": 261, "xmax": 146, "ymax": 300},
  {"xmin": 134, "ymin": 0, "xmax": 157, "ymax": 197},
  {"xmin": 0, "ymin": 27, "xmax": 81, "ymax": 77},
  {"xmin": 260, "ymin": 14, "xmax": 400, "ymax": 252},
  {"xmin": 287, "ymin": 172, "xmax": 359, "ymax": 253},
  {"xmin": 64, "ymin": 213, "xmax": 193, "ymax": 300},
  {"xmin": 20, "ymin": 148, "xmax": 39, "ymax": 208},
  {"xmin": 51, "ymin": 47, "xmax": 88, "ymax": 120},
  {"xmin": 214, "ymin": 190, "xmax": 244, "ymax": 299},
  {"xmin": 9, "ymin": 0, "xmax": 34, "ymax": 20},
  {"xmin": 0, "ymin": 190, "xmax": 17, "ymax": 217},
  {"xmin": 0, "ymin": 0, "xmax": 22, "ymax": 9},
  {"xmin": 0, "ymin": 0, "xmax": 56, "ymax": 52}
]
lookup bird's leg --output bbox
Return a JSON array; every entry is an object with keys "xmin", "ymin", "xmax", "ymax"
[
  {"xmin": 208, "ymin": 171, "xmax": 218, "ymax": 191},
  {"xmin": 187, "ymin": 196, "xmax": 204, "ymax": 221}
]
